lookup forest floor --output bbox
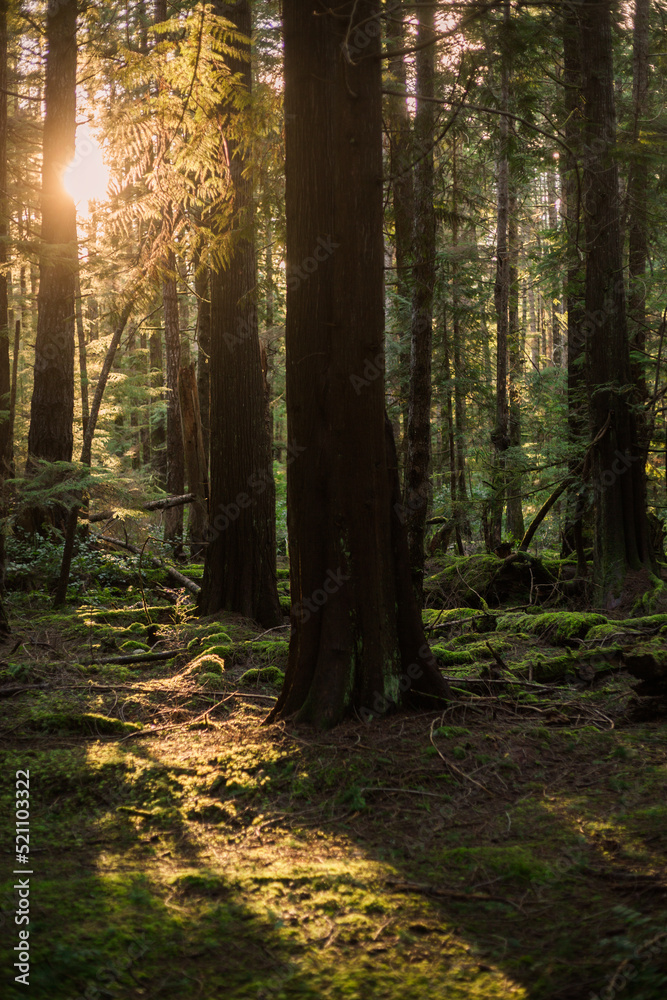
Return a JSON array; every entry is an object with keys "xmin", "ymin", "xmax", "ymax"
[{"xmin": 1, "ymin": 552, "xmax": 667, "ymax": 999}]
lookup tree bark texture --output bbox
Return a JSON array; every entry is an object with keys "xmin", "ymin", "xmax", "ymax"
[
  {"xmin": 200, "ymin": 0, "xmax": 281, "ymax": 627},
  {"xmin": 387, "ymin": 4, "xmax": 414, "ymax": 453},
  {"xmin": 178, "ymin": 362, "xmax": 208, "ymax": 558},
  {"xmin": 195, "ymin": 255, "xmax": 211, "ymax": 462},
  {"xmin": 628, "ymin": 0, "xmax": 650, "ymax": 404},
  {"xmin": 579, "ymin": 0, "xmax": 652, "ymax": 604},
  {"xmin": 162, "ymin": 253, "xmax": 185, "ymax": 545},
  {"xmin": 0, "ymin": 0, "xmax": 12, "ymax": 477},
  {"xmin": 27, "ymin": 0, "xmax": 78, "ymax": 466},
  {"xmin": 267, "ymin": 1, "xmax": 449, "ymax": 728},
  {"xmin": 405, "ymin": 4, "xmax": 436, "ymax": 600},
  {"xmin": 506, "ymin": 196, "xmax": 524, "ymax": 540},
  {"xmin": 489, "ymin": 1, "xmax": 511, "ymax": 549}
]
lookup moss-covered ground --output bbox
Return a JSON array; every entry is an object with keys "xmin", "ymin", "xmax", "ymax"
[{"xmin": 2, "ymin": 576, "xmax": 667, "ymax": 999}]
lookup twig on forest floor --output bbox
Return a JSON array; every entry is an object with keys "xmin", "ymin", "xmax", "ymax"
[
  {"xmin": 429, "ymin": 719, "xmax": 496, "ymax": 797},
  {"xmin": 384, "ymin": 878, "xmax": 523, "ymax": 912}
]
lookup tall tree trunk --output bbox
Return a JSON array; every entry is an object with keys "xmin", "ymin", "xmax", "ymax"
[
  {"xmin": 149, "ymin": 329, "xmax": 166, "ymax": 484},
  {"xmin": 506, "ymin": 196, "xmax": 524, "ymax": 539},
  {"xmin": 268, "ymin": 1, "xmax": 448, "ymax": 728},
  {"xmin": 75, "ymin": 269, "xmax": 89, "ymax": 436},
  {"xmin": 162, "ymin": 253, "xmax": 185, "ymax": 547},
  {"xmin": 387, "ymin": 3, "xmax": 414, "ymax": 460},
  {"xmin": 8, "ymin": 320, "xmax": 19, "ymax": 471},
  {"xmin": 450, "ymin": 136, "xmax": 470, "ymax": 539},
  {"xmin": 195, "ymin": 255, "xmax": 210, "ymax": 463},
  {"xmin": 489, "ymin": 0, "xmax": 511, "ymax": 550},
  {"xmin": 628, "ymin": 0, "xmax": 650, "ymax": 409},
  {"xmin": 0, "ymin": 0, "xmax": 11, "ymax": 482},
  {"xmin": 547, "ymin": 169, "xmax": 562, "ymax": 366},
  {"xmin": 580, "ymin": 0, "xmax": 653, "ymax": 605},
  {"xmin": 27, "ymin": 0, "xmax": 78, "ymax": 469},
  {"xmin": 179, "ymin": 362, "xmax": 208, "ymax": 558},
  {"xmin": 405, "ymin": 3, "xmax": 436, "ymax": 600},
  {"xmin": 561, "ymin": 6, "xmax": 588, "ymax": 570},
  {"xmin": 200, "ymin": 1, "xmax": 281, "ymax": 627}
]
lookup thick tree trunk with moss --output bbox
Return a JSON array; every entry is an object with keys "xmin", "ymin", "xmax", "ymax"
[
  {"xmin": 200, "ymin": 1, "xmax": 281, "ymax": 627},
  {"xmin": 267, "ymin": 1, "xmax": 449, "ymax": 729},
  {"xmin": 405, "ymin": 4, "xmax": 436, "ymax": 600},
  {"xmin": 580, "ymin": 0, "xmax": 653, "ymax": 605},
  {"xmin": 27, "ymin": 0, "xmax": 77, "ymax": 468}
]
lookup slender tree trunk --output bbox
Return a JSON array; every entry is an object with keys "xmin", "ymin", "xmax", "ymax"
[
  {"xmin": 268, "ymin": 1, "xmax": 448, "ymax": 728},
  {"xmin": 179, "ymin": 362, "xmax": 208, "ymax": 558},
  {"xmin": 442, "ymin": 304, "xmax": 463, "ymax": 555},
  {"xmin": 387, "ymin": 3, "xmax": 414, "ymax": 460},
  {"xmin": 27, "ymin": 0, "xmax": 78, "ymax": 469},
  {"xmin": 200, "ymin": 1, "xmax": 281, "ymax": 626},
  {"xmin": 579, "ymin": 0, "xmax": 653, "ymax": 604},
  {"xmin": 8, "ymin": 320, "xmax": 19, "ymax": 469},
  {"xmin": 628, "ymin": 0, "xmax": 650, "ymax": 411},
  {"xmin": 561, "ymin": 6, "xmax": 588, "ymax": 571},
  {"xmin": 490, "ymin": 0, "xmax": 511, "ymax": 550},
  {"xmin": 450, "ymin": 137, "xmax": 470, "ymax": 539},
  {"xmin": 162, "ymin": 254, "xmax": 185, "ymax": 547},
  {"xmin": 0, "ymin": 0, "xmax": 11, "ymax": 483},
  {"xmin": 506, "ymin": 196, "xmax": 524, "ymax": 539},
  {"xmin": 547, "ymin": 169, "xmax": 562, "ymax": 366},
  {"xmin": 75, "ymin": 269, "xmax": 89, "ymax": 436},
  {"xmin": 195, "ymin": 257, "xmax": 210, "ymax": 463},
  {"xmin": 150, "ymin": 329, "xmax": 166, "ymax": 483},
  {"xmin": 405, "ymin": 3, "xmax": 436, "ymax": 600}
]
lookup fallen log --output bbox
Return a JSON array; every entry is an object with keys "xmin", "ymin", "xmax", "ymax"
[
  {"xmin": 81, "ymin": 493, "xmax": 198, "ymax": 523},
  {"xmin": 97, "ymin": 534, "xmax": 201, "ymax": 595},
  {"xmin": 84, "ymin": 648, "xmax": 188, "ymax": 666}
]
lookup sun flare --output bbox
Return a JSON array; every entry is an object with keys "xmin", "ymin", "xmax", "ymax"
[{"xmin": 63, "ymin": 125, "xmax": 110, "ymax": 215}]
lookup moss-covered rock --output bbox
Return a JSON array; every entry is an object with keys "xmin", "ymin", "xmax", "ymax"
[
  {"xmin": 119, "ymin": 640, "xmax": 150, "ymax": 653},
  {"xmin": 238, "ymin": 665, "xmax": 285, "ymax": 686},
  {"xmin": 504, "ymin": 612, "xmax": 607, "ymax": 644},
  {"xmin": 32, "ymin": 712, "xmax": 142, "ymax": 735}
]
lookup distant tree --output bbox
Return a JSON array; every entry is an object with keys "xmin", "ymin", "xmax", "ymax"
[
  {"xmin": 405, "ymin": 4, "xmax": 436, "ymax": 600},
  {"xmin": 268, "ymin": 1, "xmax": 449, "ymax": 728}
]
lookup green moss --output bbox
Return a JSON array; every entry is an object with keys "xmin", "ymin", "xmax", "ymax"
[
  {"xmin": 422, "ymin": 607, "xmax": 485, "ymax": 626},
  {"xmin": 120, "ymin": 640, "xmax": 150, "ymax": 652},
  {"xmin": 202, "ymin": 631, "xmax": 233, "ymax": 648},
  {"xmin": 622, "ymin": 613, "xmax": 667, "ymax": 629},
  {"xmin": 197, "ymin": 672, "xmax": 224, "ymax": 687},
  {"xmin": 31, "ymin": 712, "xmax": 142, "ymax": 735},
  {"xmin": 191, "ymin": 653, "xmax": 226, "ymax": 673},
  {"xmin": 586, "ymin": 623, "xmax": 625, "ymax": 641},
  {"xmin": 506, "ymin": 612, "xmax": 607, "ymax": 644},
  {"xmin": 430, "ymin": 644, "xmax": 475, "ymax": 666},
  {"xmin": 203, "ymin": 644, "xmax": 233, "ymax": 658},
  {"xmin": 425, "ymin": 554, "xmax": 500, "ymax": 608},
  {"xmin": 238, "ymin": 665, "xmax": 285, "ymax": 686}
]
